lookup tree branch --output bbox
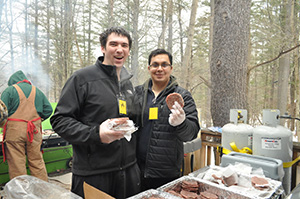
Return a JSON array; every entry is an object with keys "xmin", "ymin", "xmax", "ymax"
[
  {"xmin": 189, "ymin": 75, "xmax": 211, "ymax": 93},
  {"xmin": 199, "ymin": 75, "xmax": 211, "ymax": 88},
  {"xmin": 248, "ymin": 44, "xmax": 300, "ymax": 73}
]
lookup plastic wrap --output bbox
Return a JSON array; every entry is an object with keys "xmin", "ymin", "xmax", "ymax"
[
  {"xmin": 188, "ymin": 165, "xmax": 284, "ymax": 199},
  {"xmin": 158, "ymin": 175, "xmax": 250, "ymax": 199},
  {"xmin": 127, "ymin": 189, "xmax": 182, "ymax": 199},
  {"xmin": 108, "ymin": 118, "xmax": 138, "ymax": 141},
  {"xmin": 4, "ymin": 175, "xmax": 82, "ymax": 199}
]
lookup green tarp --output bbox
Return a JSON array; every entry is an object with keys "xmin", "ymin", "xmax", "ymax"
[{"xmin": 42, "ymin": 102, "xmax": 57, "ymax": 130}]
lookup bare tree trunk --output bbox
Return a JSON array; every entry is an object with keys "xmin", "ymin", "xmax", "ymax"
[
  {"xmin": 25, "ymin": 0, "xmax": 28, "ymax": 71},
  {"xmin": 176, "ymin": 0, "xmax": 184, "ymax": 63},
  {"xmin": 34, "ymin": 0, "xmax": 38, "ymax": 59},
  {"xmin": 254, "ymin": 70, "xmax": 257, "ymax": 112},
  {"xmin": 0, "ymin": 0, "xmax": 3, "ymax": 35},
  {"xmin": 263, "ymin": 65, "xmax": 269, "ymax": 109},
  {"xmin": 72, "ymin": 2, "xmax": 83, "ymax": 67},
  {"xmin": 158, "ymin": 0, "xmax": 166, "ymax": 48},
  {"xmin": 63, "ymin": 0, "xmax": 73, "ymax": 81},
  {"xmin": 87, "ymin": 0, "xmax": 92, "ymax": 64},
  {"xmin": 182, "ymin": 0, "xmax": 198, "ymax": 90},
  {"xmin": 58, "ymin": 1, "xmax": 64, "ymax": 89},
  {"xmin": 8, "ymin": 0, "xmax": 14, "ymax": 73},
  {"xmin": 167, "ymin": 0, "xmax": 173, "ymax": 54},
  {"xmin": 209, "ymin": 0, "xmax": 214, "ymax": 67},
  {"xmin": 204, "ymin": 87, "xmax": 212, "ymax": 127},
  {"xmin": 271, "ymin": 65, "xmax": 276, "ymax": 107},
  {"xmin": 63, "ymin": 0, "xmax": 69, "ymax": 81},
  {"xmin": 210, "ymin": 0, "xmax": 251, "ymax": 126},
  {"xmin": 294, "ymin": 0, "xmax": 300, "ymax": 141},
  {"xmin": 108, "ymin": 0, "xmax": 114, "ymax": 27},
  {"xmin": 290, "ymin": 68, "xmax": 296, "ymax": 130},
  {"xmin": 52, "ymin": 0, "xmax": 63, "ymax": 101},
  {"xmin": 73, "ymin": 28, "xmax": 83, "ymax": 66},
  {"xmin": 289, "ymin": 0, "xmax": 299, "ymax": 133},
  {"xmin": 131, "ymin": 0, "xmax": 140, "ymax": 86},
  {"xmin": 277, "ymin": 0, "xmax": 292, "ymax": 125},
  {"xmin": 46, "ymin": 0, "xmax": 51, "ymax": 99},
  {"xmin": 204, "ymin": 0, "xmax": 214, "ymax": 126},
  {"xmin": 278, "ymin": 55, "xmax": 290, "ymax": 116}
]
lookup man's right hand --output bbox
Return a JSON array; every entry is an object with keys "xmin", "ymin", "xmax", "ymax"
[{"xmin": 99, "ymin": 119, "xmax": 126, "ymax": 144}]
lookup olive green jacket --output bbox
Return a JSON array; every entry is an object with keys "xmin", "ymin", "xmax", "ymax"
[{"xmin": 1, "ymin": 70, "xmax": 52, "ymax": 120}]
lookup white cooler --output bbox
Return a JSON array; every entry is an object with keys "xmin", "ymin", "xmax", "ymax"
[{"xmin": 220, "ymin": 152, "xmax": 284, "ymax": 182}]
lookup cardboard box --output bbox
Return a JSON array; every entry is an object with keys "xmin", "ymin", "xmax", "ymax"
[{"xmin": 84, "ymin": 182, "xmax": 115, "ymax": 199}]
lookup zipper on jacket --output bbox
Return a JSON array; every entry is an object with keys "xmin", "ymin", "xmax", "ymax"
[
  {"xmin": 117, "ymin": 80, "xmax": 126, "ymax": 170},
  {"xmin": 118, "ymin": 81, "xmax": 121, "ymax": 95},
  {"xmin": 121, "ymin": 139, "xmax": 125, "ymax": 170}
]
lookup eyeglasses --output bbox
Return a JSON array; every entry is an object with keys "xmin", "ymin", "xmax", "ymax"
[{"xmin": 150, "ymin": 63, "xmax": 172, "ymax": 68}]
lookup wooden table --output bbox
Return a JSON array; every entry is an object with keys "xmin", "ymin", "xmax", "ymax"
[
  {"xmin": 200, "ymin": 129, "xmax": 222, "ymax": 168},
  {"xmin": 292, "ymin": 141, "xmax": 300, "ymax": 190}
]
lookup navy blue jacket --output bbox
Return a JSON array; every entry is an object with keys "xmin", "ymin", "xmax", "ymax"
[{"xmin": 135, "ymin": 76, "xmax": 200, "ymax": 178}]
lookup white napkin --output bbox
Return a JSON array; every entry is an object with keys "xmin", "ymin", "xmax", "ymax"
[{"xmin": 108, "ymin": 119, "xmax": 138, "ymax": 141}]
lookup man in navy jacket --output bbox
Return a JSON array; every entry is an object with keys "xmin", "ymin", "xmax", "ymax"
[{"xmin": 135, "ymin": 49, "xmax": 200, "ymax": 191}]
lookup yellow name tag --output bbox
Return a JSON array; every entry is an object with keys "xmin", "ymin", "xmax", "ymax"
[
  {"xmin": 149, "ymin": 107, "xmax": 158, "ymax": 120},
  {"xmin": 119, "ymin": 99, "xmax": 127, "ymax": 115}
]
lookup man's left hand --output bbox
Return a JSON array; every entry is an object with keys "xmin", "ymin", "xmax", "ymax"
[{"xmin": 168, "ymin": 101, "xmax": 186, "ymax": 126}]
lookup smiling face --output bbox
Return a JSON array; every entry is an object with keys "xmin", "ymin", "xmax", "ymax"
[
  {"xmin": 148, "ymin": 54, "xmax": 173, "ymax": 86},
  {"xmin": 101, "ymin": 32, "xmax": 130, "ymax": 68}
]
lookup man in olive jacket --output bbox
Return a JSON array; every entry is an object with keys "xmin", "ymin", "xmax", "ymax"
[
  {"xmin": 135, "ymin": 49, "xmax": 200, "ymax": 191},
  {"xmin": 1, "ymin": 70, "xmax": 53, "ymax": 181}
]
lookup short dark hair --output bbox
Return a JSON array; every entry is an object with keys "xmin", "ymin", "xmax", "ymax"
[
  {"xmin": 99, "ymin": 27, "xmax": 132, "ymax": 49},
  {"xmin": 148, "ymin": 49, "xmax": 173, "ymax": 65}
]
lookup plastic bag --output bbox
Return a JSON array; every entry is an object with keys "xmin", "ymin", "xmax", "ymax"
[{"xmin": 4, "ymin": 175, "xmax": 82, "ymax": 199}]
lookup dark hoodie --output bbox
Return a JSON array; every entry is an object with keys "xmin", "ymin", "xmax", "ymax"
[{"xmin": 1, "ymin": 70, "xmax": 53, "ymax": 119}]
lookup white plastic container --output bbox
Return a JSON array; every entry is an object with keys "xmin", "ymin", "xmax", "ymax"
[
  {"xmin": 221, "ymin": 123, "xmax": 253, "ymax": 151},
  {"xmin": 221, "ymin": 152, "xmax": 284, "ymax": 181}
]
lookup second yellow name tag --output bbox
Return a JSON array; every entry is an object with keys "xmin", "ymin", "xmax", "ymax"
[{"xmin": 149, "ymin": 107, "xmax": 158, "ymax": 120}]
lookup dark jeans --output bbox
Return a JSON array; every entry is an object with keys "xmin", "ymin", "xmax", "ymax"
[
  {"xmin": 71, "ymin": 163, "xmax": 141, "ymax": 199},
  {"xmin": 141, "ymin": 176, "xmax": 177, "ymax": 191},
  {"xmin": 138, "ymin": 160, "xmax": 177, "ymax": 191}
]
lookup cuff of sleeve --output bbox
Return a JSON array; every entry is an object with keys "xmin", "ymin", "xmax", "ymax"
[
  {"xmin": 91, "ymin": 125, "xmax": 101, "ymax": 142},
  {"xmin": 175, "ymin": 119, "xmax": 187, "ymax": 130}
]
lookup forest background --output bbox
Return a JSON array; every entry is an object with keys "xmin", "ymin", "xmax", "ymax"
[{"xmin": 0, "ymin": 0, "xmax": 300, "ymax": 140}]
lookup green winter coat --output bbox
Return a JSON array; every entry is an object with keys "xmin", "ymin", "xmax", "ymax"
[{"xmin": 1, "ymin": 70, "xmax": 53, "ymax": 120}]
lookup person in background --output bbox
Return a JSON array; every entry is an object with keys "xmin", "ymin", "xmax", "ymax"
[
  {"xmin": 1, "ymin": 70, "xmax": 53, "ymax": 181},
  {"xmin": 134, "ymin": 48, "xmax": 200, "ymax": 191},
  {"xmin": 50, "ymin": 27, "xmax": 140, "ymax": 199},
  {"xmin": 0, "ymin": 99, "xmax": 8, "ymax": 128}
]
